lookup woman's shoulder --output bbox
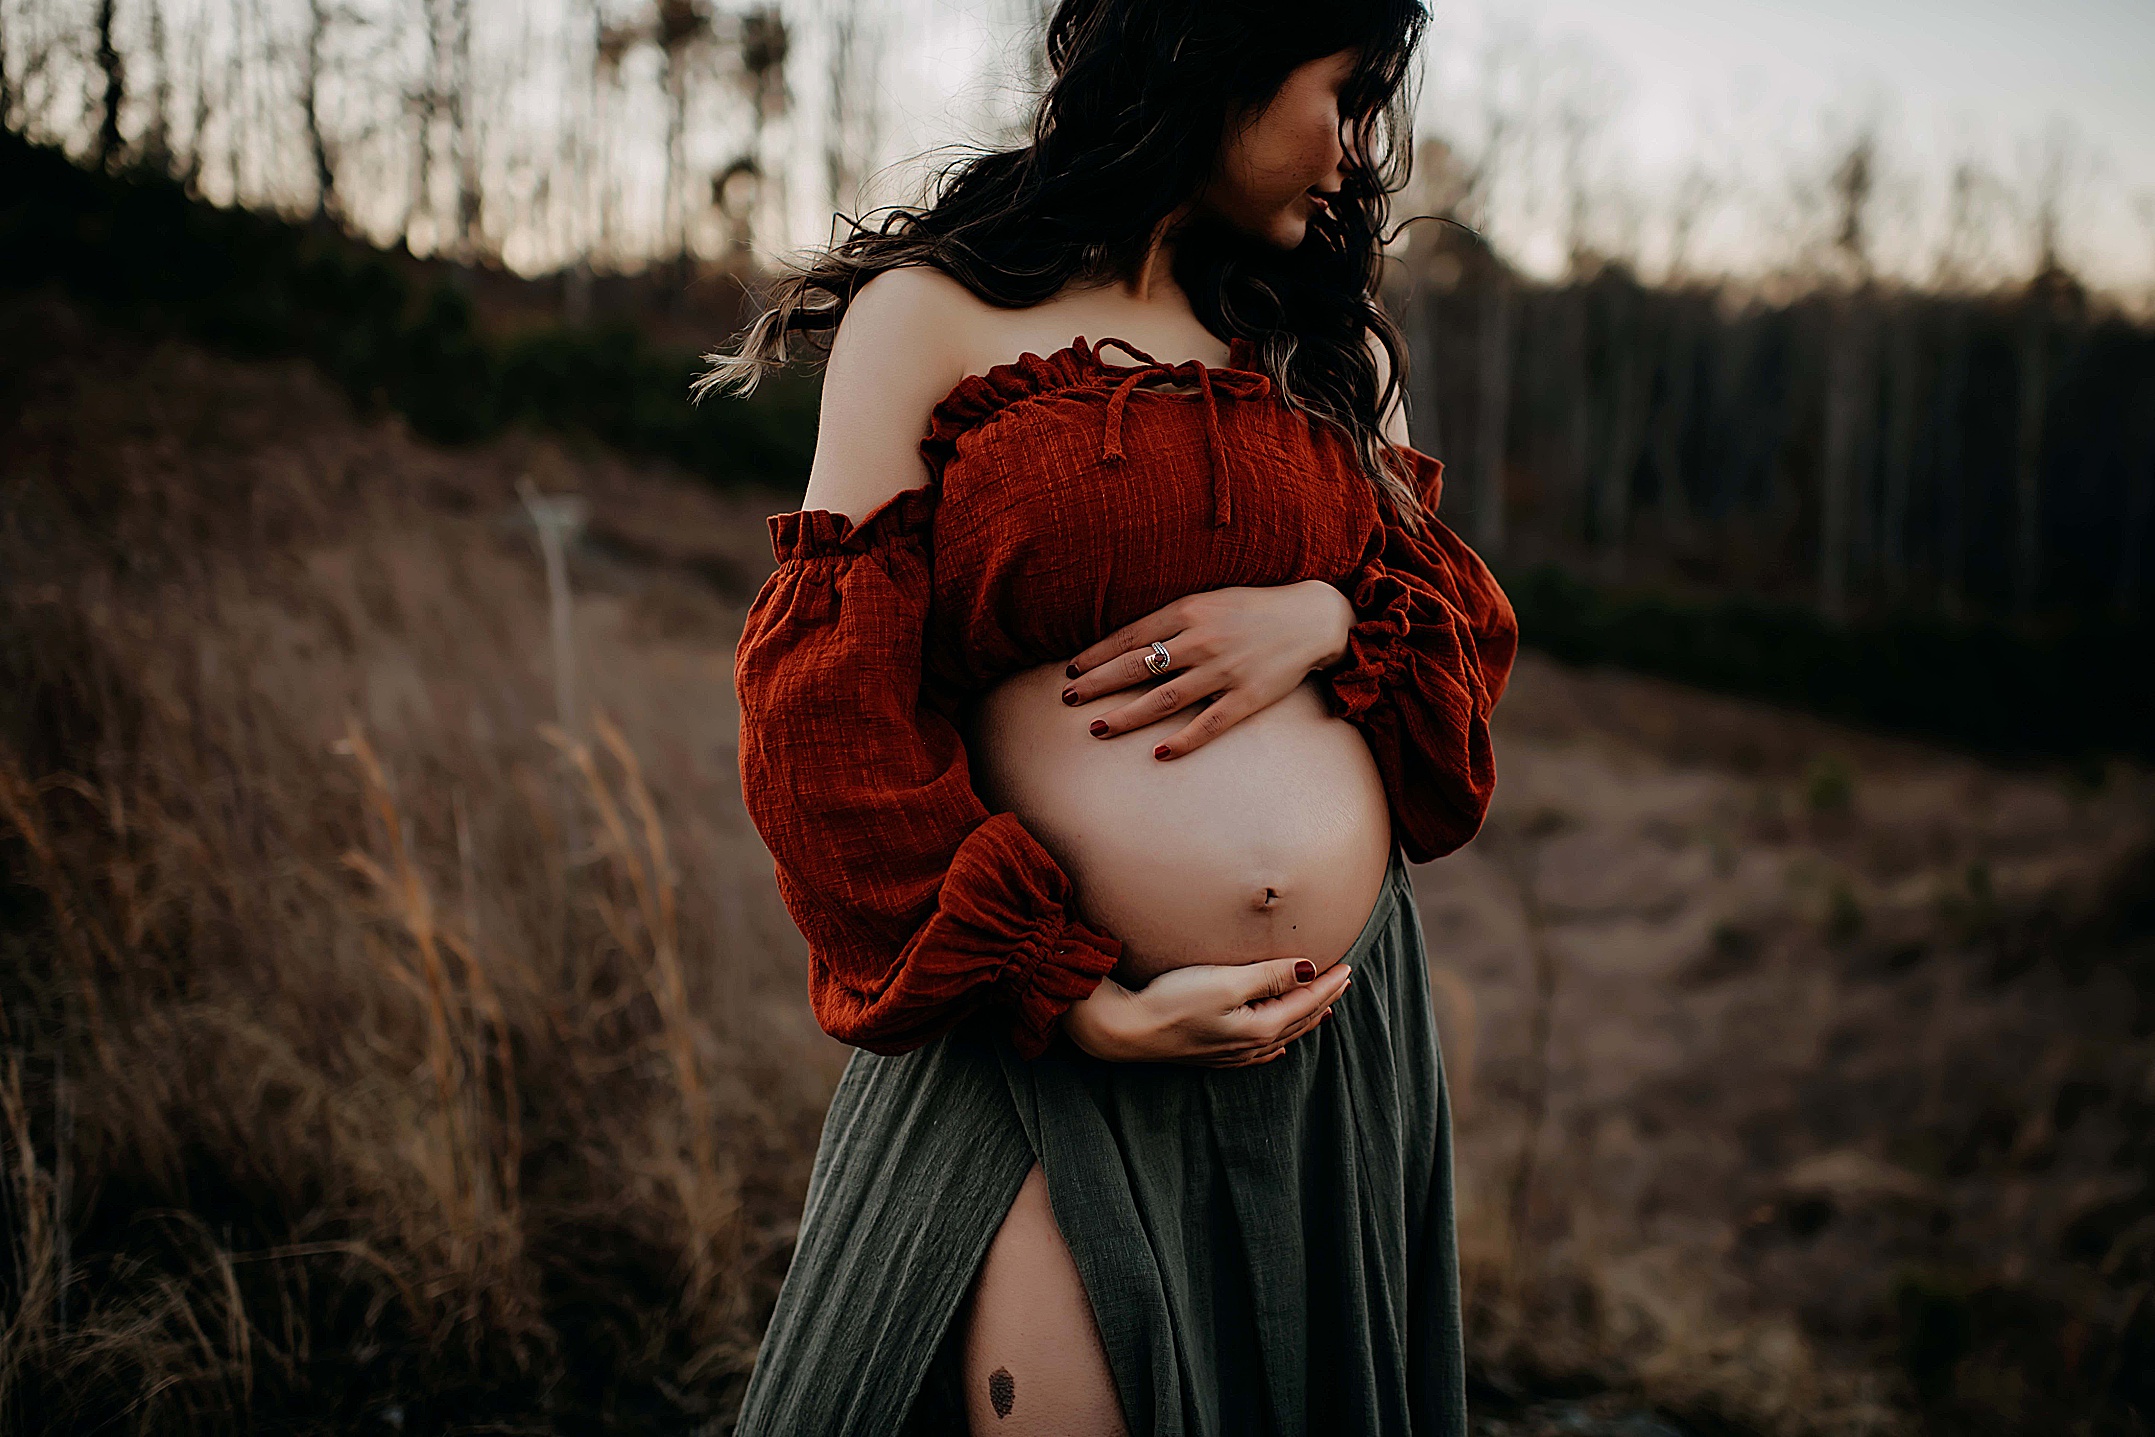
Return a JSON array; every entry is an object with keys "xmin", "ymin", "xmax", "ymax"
[
  {"xmin": 838, "ymin": 266, "xmax": 996, "ymax": 368},
  {"xmin": 804, "ymin": 268, "xmax": 992, "ymax": 525}
]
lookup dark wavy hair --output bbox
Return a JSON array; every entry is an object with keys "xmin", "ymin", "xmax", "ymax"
[{"xmin": 695, "ymin": 0, "xmax": 1432, "ymax": 529}]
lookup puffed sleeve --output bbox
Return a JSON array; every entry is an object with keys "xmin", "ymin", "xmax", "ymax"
[
  {"xmin": 734, "ymin": 485, "xmax": 1123, "ymax": 1058},
  {"xmin": 1320, "ymin": 446, "xmax": 1520, "ymax": 863}
]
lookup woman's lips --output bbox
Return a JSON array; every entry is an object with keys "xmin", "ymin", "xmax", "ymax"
[{"xmin": 1306, "ymin": 190, "xmax": 1334, "ymax": 216}]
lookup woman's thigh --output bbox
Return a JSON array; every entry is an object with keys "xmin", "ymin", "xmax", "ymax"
[{"xmin": 962, "ymin": 1163, "xmax": 1128, "ymax": 1437}]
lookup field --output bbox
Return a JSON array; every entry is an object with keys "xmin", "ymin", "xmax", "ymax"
[{"xmin": 2, "ymin": 290, "xmax": 2150, "ymax": 1434}]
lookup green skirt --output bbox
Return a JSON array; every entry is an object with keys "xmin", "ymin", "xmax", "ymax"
[{"xmin": 734, "ymin": 844, "xmax": 1465, "ymax": 1436}]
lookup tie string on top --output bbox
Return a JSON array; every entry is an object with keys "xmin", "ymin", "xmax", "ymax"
[{"xmin": 1091, "ymin": 337, "xmax": 1270, "ymax": 529}]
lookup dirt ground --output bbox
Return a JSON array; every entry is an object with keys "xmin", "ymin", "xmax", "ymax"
[{"xmin": 1428, "ymin": 655, "xmax": 2154, "ymax": 1434}]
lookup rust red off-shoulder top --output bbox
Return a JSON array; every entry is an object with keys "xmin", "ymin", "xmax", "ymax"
[{"xmin": 734, "ymin": 335, "xmax": 1518, "ymax": 1059}]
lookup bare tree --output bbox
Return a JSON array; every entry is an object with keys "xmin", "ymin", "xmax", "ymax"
[
  {"xmin": 178, "ymin": 0, "xmax": 214, "ymax": 191},
  {"xmin": 591, "ymin": 13, "xmax": 638, "ymax": 269},
  {"xmin": 0, "ymin": 0, "xmax": 14, "ymax": 132},
  {"xmin": 2010, "ymin": 126, "xmax": 2082, "ymax": 618},
  {"xmin": 1454, "ymin": 45, "xmax": 1531, "ymax": 560},
  {"xmin": 94, "ymin": 0, "xmax": 125, "ymax": 166},
  {"xmin": 654, "ymin": 0, "xmax": 714, "ymax": 263},
  {"xmin": 2120, "ymin": 376, "xmax": 2155, "ymax": 616},
  {"xmin": 1927, "ymin": 162, "xmax": 1988, "ymax": 616},
  {"xmin": 2138, "ymin": 191, "xmax": 2155, "ymax": 315},
  {"xmin": 140, "ymin": 0, "xmax": 172, "ymax": 169},
  {"xmin": 822, "ymin": 0, "xmax": 880, "ymax": 225},
  {"xmin": 1878, "ymin": 302, "xmax": 1918, "ymax": 603},
  {"xmin": 301, "ymin": 0, "xmax": 337, "ymax": 220},
  {"xmin": 449, "ymin": 0, "xmax": 480, "ymax": 254},
  {"xmin": 728, "ymin": 5, "xmax": 789, "ymax": 260},
  {"xmin": 1664, "ymin": 163, "xmax": 1721, "ymax": 285},
  {"xmin": 1818, "ymin": 130, "xmax": 1877, "ymax": 620}
]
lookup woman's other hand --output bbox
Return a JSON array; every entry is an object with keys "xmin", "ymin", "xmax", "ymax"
[
  {"xmin": 1060, "ymin": 956, "xmax": 1352, "ymax": 1067},
  {"xmin": 1060, "ymin": 581, "xmax": 1355, "ymax": 760}
]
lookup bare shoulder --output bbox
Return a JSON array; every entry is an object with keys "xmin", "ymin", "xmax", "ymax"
[
  {"xmin": 1365, "ymin": 325, "xmax": 1411, "ymax": 448},
  {"xmin": 802, "ymin": 267, "xmax": 989, "ymax": 522}
]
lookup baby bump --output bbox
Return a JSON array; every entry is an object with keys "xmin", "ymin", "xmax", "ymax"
[{"xmin": 965, "ymin": 661, "xmax": 1394, "ymax": 987}]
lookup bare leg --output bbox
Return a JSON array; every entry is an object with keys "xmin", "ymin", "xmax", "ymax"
[{"xmin": 962, "ymin": 1163, "xmax": 1128, "ymax": 1436}]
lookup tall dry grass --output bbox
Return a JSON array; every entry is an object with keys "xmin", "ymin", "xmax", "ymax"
[{"xmin": 0, "ymin": 293, "xmax": 832, "ymax": 1433}]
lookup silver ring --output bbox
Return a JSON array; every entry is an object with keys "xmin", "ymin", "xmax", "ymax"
[{"xmin": 1144, "ymin": 640, "xmax": 1173, "ymax": 676}]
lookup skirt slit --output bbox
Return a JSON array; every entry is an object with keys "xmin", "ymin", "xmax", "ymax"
[{"xmin": 733, "ymin": 843, "xmax": 1467, "ymax": 1437}]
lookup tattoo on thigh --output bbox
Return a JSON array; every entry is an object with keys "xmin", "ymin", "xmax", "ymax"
[{"xmin": 989, "ymin": 1366, "xmax": 1016, "ymax": 1419}]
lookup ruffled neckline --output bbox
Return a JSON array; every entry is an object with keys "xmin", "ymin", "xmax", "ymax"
[
  {"xmin": 921, "ymin": 333, "xmax": 1262, "ymax": 467},
  {"xmin": 769, "ymin": 334, "xmax": 1264, "ymax": 563}
]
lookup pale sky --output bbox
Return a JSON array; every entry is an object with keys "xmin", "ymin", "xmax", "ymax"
[{"xmin": 1412, "ymin": 0, "xmax": 2155, "ymax": 285}]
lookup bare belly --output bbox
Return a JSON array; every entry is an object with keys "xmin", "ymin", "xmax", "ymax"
[{"xmin": 964, "ymin": 662, "xmax": 1394, "ymax": 987}]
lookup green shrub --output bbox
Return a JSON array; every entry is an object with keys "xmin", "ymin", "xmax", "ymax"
[{"xmin": 1506, "ymin": 565, "xmax": 2154, "ymax": 762}]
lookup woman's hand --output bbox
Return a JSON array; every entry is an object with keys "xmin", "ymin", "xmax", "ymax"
[
  {"xmin": 1061, "ymin": 956, "xmax": 1353, "ymax": 1067},
  {"xmin": 1059, "ymin": 581, "xmax": 1356, "ymax": 760}
]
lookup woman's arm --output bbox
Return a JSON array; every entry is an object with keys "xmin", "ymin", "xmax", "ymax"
[
  {"xmin": 1315, "ymin": 336, "xmax": 1518, "ymax": 861},
  {"xmin": 737, "ymin": 269, "xmax": 1128, "ymax": 1058},
  {"xmin": 800, "ymin": 265, "xmax": 974, "ymax": 521}
]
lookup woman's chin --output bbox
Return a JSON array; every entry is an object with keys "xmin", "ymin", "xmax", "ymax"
[{"xmin": 1265, "ymin": 214, "xmax": 1310, "ymax": 250}]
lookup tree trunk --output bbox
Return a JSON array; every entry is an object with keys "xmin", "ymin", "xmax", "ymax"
[
  {"xmin": 94, "ymin": 0, "xmax": 125, "ymax": 166},
  {"xmin": 408, "ymin": 0, "xmax": 447, "ymax": 249},
  {"xmin": 180, "ymin": 0, "xmax": 212, "ymax": 190},
  {"xmin": 1564, "ymin": 292, "xmax": 1592, "ymax": 550},
  {"xmin": 1880, "ymin": 304, "xmax": 1919, "ymax": 605},
  {"xmin": 1651, "ymin": 297, "xmax": 1696, "ymax": 545},
  {"xmin": 1932, "ymin": 321, "xmax": 1969, "ymax": 620},
  {"xmin": 2118, "ymin": 378, "xmax": 2155, "ymax": 617},
  {"xmin": 2012, "ymin": 304, "xmax": 2047, "ymax": 618},
  {"xmin": 0, "ymin": 0, "xmax": 14, "ymax": 132},
  {"xmin": 1595, "ymin": 299, "xmax": 1651, "ymax": 581},
  {"xmin": 1473, "ymin": 267, "xmax": 1512, "ymax": 558},
  {"xmin": 1819, "ymin": 296, "xmax": 1868, "ymax": 621},
  {"xmin": 450, "ymin": 0, "xmax": 480, "ymax": 255},
  {"xmin": 222, "ymin": 0, "xmax": 245, "ymax": 201},
  {"xmin": 1405, "ymin": 284, "xmax": 1443, "ymax": 460},
  {"xmin": 303, "ymin": 0, "xmax": 336, "ymax": 220},
  {"xmin": 143, "ymin": 0, "xmax": 172, "ymax": 169},
  {"xmin": 663, "ymin": 55, "xmax": 687, "ymax": 262}
]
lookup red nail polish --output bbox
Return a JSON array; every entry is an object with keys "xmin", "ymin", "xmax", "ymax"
[
  {"xmin": 1153, "ymin": 744, "xmax": 1172, "ymax": 760},
  {"xmin": 1066, "ymin": 662, "xmax": 1080, "ymax": 679},
  {"xmin": 1089, "ymin": 719, "xmax": 1109, "ymax": 737},
  {"xmin": 1061, "ymin": 687, "xmax": 1079, "ymax": 705},
  {"xmin": 1294, "ymin": 959, "xmax": 1316, "ymax": 984}
]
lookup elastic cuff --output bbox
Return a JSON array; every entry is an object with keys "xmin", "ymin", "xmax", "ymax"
[
  {"xmin": 1321, "ymin": 566, "xmax": 1415, "ymax": 724},
  {"xmin": 1003, "ymin": 915, "xmax": 1122, "ymax": 1060}
]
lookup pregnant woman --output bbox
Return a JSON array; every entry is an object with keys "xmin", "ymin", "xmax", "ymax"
[{"xmin": 706, "ymin": 1, "xmax": 1516, "ymax": 1432}]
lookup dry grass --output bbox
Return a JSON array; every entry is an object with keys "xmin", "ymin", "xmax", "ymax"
[{"xmin": 0, "ymin": 292, "xmax": 832, "ymax": 1433}]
